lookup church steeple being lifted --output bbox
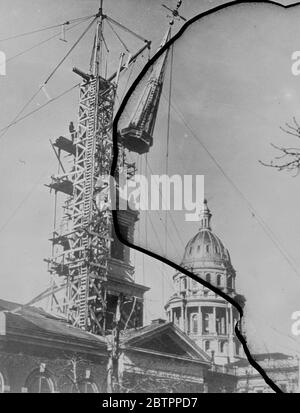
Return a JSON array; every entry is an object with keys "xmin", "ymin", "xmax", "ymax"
[{"xmin": 165, "ymin": 200, "xmax": 246, "ymax": 365}]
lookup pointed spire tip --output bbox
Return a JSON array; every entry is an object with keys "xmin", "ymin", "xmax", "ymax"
[{"xmin": 199, "ymin": 199, "xmax": 212, "ymax": 230}]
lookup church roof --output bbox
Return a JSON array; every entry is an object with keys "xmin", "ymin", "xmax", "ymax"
[
  {"xmin": 119, "ymin": 319, "xmax": 211, "ymax": 364},
  {"xmin": 181, "ymin": 200, "xmax": 232, "ymax": 267},
  {"xmin": 0, "ymin": 299, "xmax": 107, "ymax": 356}
]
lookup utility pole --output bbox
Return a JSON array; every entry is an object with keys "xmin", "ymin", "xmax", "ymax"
[{"xmin": 107, "ymin": 294, "xmax": 123, "ymax": 393}]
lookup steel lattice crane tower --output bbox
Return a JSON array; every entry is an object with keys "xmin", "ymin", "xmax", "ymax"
[{"xmin": 46, "ymin": 1, "xmax": 171, "ymax": 335}]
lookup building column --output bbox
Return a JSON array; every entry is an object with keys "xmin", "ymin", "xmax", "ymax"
[
  {"xmin": 180, "ymin": 301, "xmax": 186, "ymax": 332},
  {"xmin": 212, "ymin": 306, "xmax": 217, "ymax": 334},
  {"xmin": 227, "ymin": 306, "xmax": 231, "ymax": 334},
  {"xmin": 198, "ymin": 306, "xmax": 202, "ymax": 335},
  {"xmin": 228, "ymin": 304, "xmax": 235, "ymax": 361},
  {"xmin": 183, "ymin": 301, "xmax": 187, "ymax": 334}
]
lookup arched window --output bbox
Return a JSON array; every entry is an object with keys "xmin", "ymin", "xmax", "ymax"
[
  {"xmin": 206, "ymin": 245, "xmax": 209, "ymax": 253},
  {"xmin": 228, "ymin": 276, "xmax": 233, "ymax": 289},
  {"xmin": 217, "ymin": 274, "xmax": 222, "ymax": 286},
  {"xmin": 78, "ymin": 380, "xmax": 99, "ymax": 393},
  {"xmin": 181, "ymin": 277, "xmax": 187, "ymax": 290},
  {"xmin": 197, "ymin": 245, "xmax": 201, "ymax": 253},
  {"xmin": 220, "ymin": 341, "xmax": 228, "ymax": 354},
  {"xmin": 173, "ymin": 308, "xmax": 181, "ymax": 325},
  {"xmin": 235, "ymin": 340, "xmax": 241, "ymax": 356},
  {"xmin": 205, "ymin": 340, "xmax": 210, "ymax": 351},
  {"xmin": 26, "ymin": 369, "xmax": 55, "ymax": 393},
  {"xmin": 206, "ymin": 273, "xmax": 211, "ymax": 283},
  {"xmin": 203, "ymin": 313, "xmax": 209, "ymax": 333},
  {"xmin": 0, "ymin": 371, "xmax": 5, "ymax": 393},
  {"xmin": 191, "ymin": 314, "xmax": 198, "ymax": 334}
]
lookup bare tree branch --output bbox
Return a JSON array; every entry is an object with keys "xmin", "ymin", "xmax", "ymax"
[{"xmin": 259, "ymin": 119, "xmax": 300, "ymax": 176}]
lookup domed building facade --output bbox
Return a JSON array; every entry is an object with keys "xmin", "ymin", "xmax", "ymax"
[{"xmin": 165, "ymin": 200, "xmax": 245, "ymax": 365}]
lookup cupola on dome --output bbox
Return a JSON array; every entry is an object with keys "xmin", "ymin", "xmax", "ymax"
[{"xmin": 182, "ymin": 200, "xmax": 231, "ymax": 267}]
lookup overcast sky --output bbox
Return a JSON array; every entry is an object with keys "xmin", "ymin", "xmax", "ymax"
[{"xmin": 1, "ymin": 0, "xmax": 300, "ymax": 367}]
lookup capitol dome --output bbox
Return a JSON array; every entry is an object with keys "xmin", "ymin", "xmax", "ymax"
[
  {"xmin": 165, "ymin": 199, "xmax": 244, "ymax": 365},
  {"xmin": 182, "ymin": 200, "xmax": 232, "ymax": 269}
]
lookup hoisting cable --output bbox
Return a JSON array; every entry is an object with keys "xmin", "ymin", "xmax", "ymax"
[
  {"xmin": 4, "ymin": 17, "xmax": 92, "ymax": 66},
  {"xmin": 106, "ymin": 16, "xmax": 149, "ymax": 44},
  {"xmin": 0, "ymin": 88, "xmax": 43, "ymax": 140},
  {"xmin": 0, "ymin": 14, "xmax": 96, "ymax": 42},
  {"xmin": 0, "ymin": 83, "xmax": 80, "ymax": 134},
  {"xmin": 0, "ymin": 16, "xmax": 97, "ymax": 140},
  {"xmin": 148, "ymin": 212, "xmax": 165, "ymax": 255},
  {"xmin": 246, "ymin": 311, "xmax": 300, "ymax": 357},
  {"xmin": 106, "ymin": 19, "xmax": 130, "ymax": 53},
  {"xmin": 0, "ymin": 159, "xmax": 53, "ymax": 235},
  {"xmin": 44, "ymin": 16, "xmax": 97, "ymax": 85},
  {"xmin": 146, "ymin": 158, "xmax": 185, "ymax": 250},
  {"xmin": 166, "ymin": 95, "xmax": 300, "ymax": 280},
  {"xmin": 141, "ymin": 180, "xmax": 183, "ymax": 259},
  {"xmin": 120, "ymin": 58, "xmax": 136, "ymax": 102},
  {"xmin": 101, "ymin": 32, "xmax": 110, "ymax": 54}
]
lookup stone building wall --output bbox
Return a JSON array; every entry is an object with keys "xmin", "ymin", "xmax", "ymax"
[
  {"xmin": 0, "ymin": 350, "xmax": 107, "ymax": 393},
  {"xmin": 121, "ymin": 350, "xmax": 206, "ymax": 393}
]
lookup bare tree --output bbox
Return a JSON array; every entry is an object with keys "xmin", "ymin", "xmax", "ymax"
[{"xmin": 259, "ymin": 117, "xmax": 300, "ymax": 175}]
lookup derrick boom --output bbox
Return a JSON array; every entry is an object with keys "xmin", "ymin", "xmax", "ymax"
[{"xmin": 45, "ymin": 5, "xmax": 155, "ymax": 335}]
